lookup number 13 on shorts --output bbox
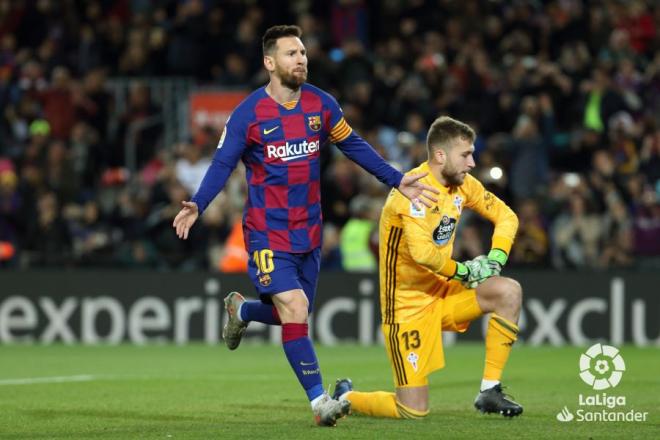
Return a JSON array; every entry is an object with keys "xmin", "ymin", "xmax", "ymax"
[
  {"xmin": 401, "ymin": 330, "xmax": 421, "ymax": 350},
  {"xmin": 382, "ymin": 318, "xmax": 445, "ymax": 388}
]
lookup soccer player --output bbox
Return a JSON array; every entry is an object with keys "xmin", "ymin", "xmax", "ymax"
[
  {"xmin": 172, "ymin": 25, "xmax": 438, "ymax": 426},
  {"xmin": 332, "ymin": 116, "xmax": 523, "ymax": 419}
]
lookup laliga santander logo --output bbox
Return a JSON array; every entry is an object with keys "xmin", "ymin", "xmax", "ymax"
[
  {"xmin": 579, "ymin": 343, "xmax": 626, "ymax": 390},
  {"xmin": 556, "ymin": 344, "xmax": 648, "ymax": 423}
]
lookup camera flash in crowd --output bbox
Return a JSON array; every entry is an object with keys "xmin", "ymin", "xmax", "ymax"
[
  {"xmin": 489, "ymin": 166, "xmax": 503, "ymax": 181},
  {"xmin": 563, "ymin": 172, "xmax": 581, "ymax": 188}
]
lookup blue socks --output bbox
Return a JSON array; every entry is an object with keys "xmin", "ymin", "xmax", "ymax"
[
  {"xmin": 239, "ymin": 300, "xmax": 281, "ymax": 325},
  {"xmin": 238, "ymin": 303, "xmax": 323, "ymax": 402},
  {"xmin": 282, "ymin": 323, "xmax": 324, "ymax": 401}
]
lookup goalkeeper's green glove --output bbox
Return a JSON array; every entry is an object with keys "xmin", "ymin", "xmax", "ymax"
[
  {"xmin": 486, "ymin": 248, "xmax": 508, "ymax": 276},
  {"xmin": 452, "ymin": 253, "xmax": 504, "ymax": 289},
  {"xmin": 451, "ymin": 261, "xmax": 471, "ymax": 286}
]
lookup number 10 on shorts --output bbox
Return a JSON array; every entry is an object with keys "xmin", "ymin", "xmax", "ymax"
[{"xmin": 253, "ymin": 249, "xmax": 274, "ymax": 274}]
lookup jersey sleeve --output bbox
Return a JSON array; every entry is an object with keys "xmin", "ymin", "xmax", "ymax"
[
  {"xmin": 324, "ymin": 93, "xmax": 353, "ymax": 143},
  {"xmin": 463, "ymin": 175, "xmax": 519, "ymax": 254},
  {"xmin": 190, "ymin": 113, "xmax": 248, "ymax": 214},
  {"xmin": 397, "ymin": 195, "xmax": 458, "ymax": 278}
]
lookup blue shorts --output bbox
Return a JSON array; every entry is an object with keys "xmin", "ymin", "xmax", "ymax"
[{"xmin": 247, "ymin": 248, "xmax": 321, "ymax": 312}]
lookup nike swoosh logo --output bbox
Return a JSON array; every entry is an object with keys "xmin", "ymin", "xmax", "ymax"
[
  {"xmin": 263, "ymin": 126, "xmax": 279, "ymax": 135},
  {"xmin": 300, "ymin": 361, "xmax": 316, "ymax": 366},
  {"xmin": 281, "ymin": 154, "xmax": 308, "ymax": 162}
]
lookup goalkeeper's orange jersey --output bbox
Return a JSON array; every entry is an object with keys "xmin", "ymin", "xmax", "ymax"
[{"xmin": 379, "ymin": 161, "xmax": 518, "ymax": 324}]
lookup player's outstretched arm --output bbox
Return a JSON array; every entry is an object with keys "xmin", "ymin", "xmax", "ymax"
[
  {"xmin": 173, "ymin": 201, "xmax": 199, "ymax": 240},
  {"xmin": 397, "ymin": 172, "xmax": 439, "ymax": 209}
]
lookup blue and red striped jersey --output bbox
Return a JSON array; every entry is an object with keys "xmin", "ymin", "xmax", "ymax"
[{"xmin": 192, "ymin": 83, "xmax": 403, "ymax": 253}]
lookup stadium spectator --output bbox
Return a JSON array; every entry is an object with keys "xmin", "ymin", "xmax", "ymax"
[
  {"xmin": 599, "ymin": 196, "xmax": 633, "ymax": 268},
  {"xmin": 510, "ymin": 198, "xmax": 549, "ymax": 267},
  {"xmin": 174, "ymin": 140, "xmax": 211, "ymax": 196},
  {"xmin": 38, "ymin": 66, "xmax": 76, "ymax": 140},
  {"xmin": 64, "ymin": 199, "xmax": 114, "ymax": 266},
  {"xmin": 339, "ymin": 195, "xmax": 379, "ymax": 272},
  {"xmin": 502, "ymin": 94, "xmax": 554, "ymax": 200},
  {"xmin": 23, "ymin": 191, "xmax": 71, "ymax": 267},
  {"xmin": 551, "ymin": 193, "xmax": 603, "ymax": 269},
  {"xmin": 112, "ymin": 81, "xmax": 162, "ymax": 168},
  {"xmin": 44, "ymin": 139, "xmax": 77, "ymax": 204}
]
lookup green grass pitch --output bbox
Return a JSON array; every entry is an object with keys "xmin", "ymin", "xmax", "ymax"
[{"xmin": 0, "ymin": 343, "xmax": 658, "ymax": 439}]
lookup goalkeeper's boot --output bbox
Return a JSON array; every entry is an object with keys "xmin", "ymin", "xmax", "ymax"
[
  {"xmin": 332, "ymin": 378, "xmax": 353, "ymax": 401},
  {"xmin": 313, "ymin": 393, "xmax": 351, "ymax": 427},
  {"xmin": 474, "ymin": 384, "xmax": 523, "ymax": 417},
  {"xmin": 222, "ymin": 291, "xmax": 248, "ymax": 350}
]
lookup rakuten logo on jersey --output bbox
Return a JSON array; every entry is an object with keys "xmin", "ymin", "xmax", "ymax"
[{"xmin": 266, "ymin": 140, "xmax": 320, "ymax": 162}]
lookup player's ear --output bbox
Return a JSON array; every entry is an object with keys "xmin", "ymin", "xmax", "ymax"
[
  {"xmin": 263, "ymin": 55, "xmax": 275, "ymax": 72},
  {"xmin": 434, "ymin": 147, "xmax": 446, "ymax": 165}
]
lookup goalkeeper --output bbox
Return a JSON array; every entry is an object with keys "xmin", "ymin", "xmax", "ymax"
[{"xmin": 333, "ymin": 116, "xmax": 523, "ymax": 419}]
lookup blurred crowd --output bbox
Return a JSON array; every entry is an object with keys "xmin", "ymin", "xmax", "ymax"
[{"xmin": 1, "ymin": 0, "xmax": 659, "ymax": 272}]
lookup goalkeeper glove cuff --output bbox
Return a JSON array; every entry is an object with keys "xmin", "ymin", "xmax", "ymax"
[
  {"xmin": 487, "ymin": 248, "xmax": 508, "ymax": 267},
  {"xmin": 452, "ymin": 261, "xmax": 469, "ymax": 282}
]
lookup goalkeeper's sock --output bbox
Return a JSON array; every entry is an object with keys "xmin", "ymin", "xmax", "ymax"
[
  {"xmin": 396, "ymin": 401, "xmax": 430, "ymax": 419},
  {"xmin": 344, "ymin": 391, "xmax": 429, "ymax": 419},
  {"xmin": 480, "ymin": 379, "xmax": 500, "ymax": 391},
  {"xmin": 239, "ymin": 300, "xmax": 281, "ymax": 325},
  {"xmin": 281, "ymin": 323, "xmax": 324, "ymax": 402},
  {"xmin": 344, "ymin": 391, "xmax": 399, "ymax": 418},
  {"xmin": 483, "ymin": 313, "xmax": 518, "ymax": 389}
]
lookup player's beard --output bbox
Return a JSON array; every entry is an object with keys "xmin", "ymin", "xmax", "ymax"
[
  {"xmin": 441, "ymin": 159, "xmax": 467, "ymax": 186},
  {"xmin": 276, "ymin": 64, "xmax": 307, "ymax": 90}
]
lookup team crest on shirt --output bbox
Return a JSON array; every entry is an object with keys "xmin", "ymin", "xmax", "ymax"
[
  {"xmin": 259, "ymin": 273, "xmax": 272, "ymax": 287},
  {"xmin": 453, "ymin": 195, "xmax": 463, "ymax": 214},
  {"xmin": 407, "ymin": 352, "xmax": 419, "ymax": 372},
  {"xmin": 433, "ymin": 215, "xmax": 457, "ymax": 245},
  {"xmin": 307, "ymin": 115, "xmax": 321, "ymax": 131},
  {"xmin": 410, "ymin": 202, "xmax": 426, "ymax": 218}
]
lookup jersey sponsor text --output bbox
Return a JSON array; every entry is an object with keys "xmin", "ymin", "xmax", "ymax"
[{"xmin": 266, "ymin": 139, "xmax": 320, "ymax": 161}]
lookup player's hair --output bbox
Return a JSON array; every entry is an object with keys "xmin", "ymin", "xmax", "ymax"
[
  {"xmin": 262, "ymin": 25, "xmax": 303, "ymax": 55},
  {"xmin": 426, "ymin": 116, "xmax": 475, "ymax": 153}
]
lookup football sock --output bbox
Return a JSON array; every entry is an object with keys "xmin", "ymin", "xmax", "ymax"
[
  {"xmin": 344, "ymin": 391, "xmax": 400, "ymax": 418},
  {"xmin": 483, "ymin": 313, "xmax": 519, "ymax": 387},
  {"xmin": 396, "ymin": 401, "xmax": 430, "ymax": 419},
  {"xmin": 281, "ymin": 323, "xmax": 324, "ymax": 403},
  {"xmin": 309, "ymin": 393, "xmax": 325, "ymax": 409},
  {"xmin": 480, "ymin": 379, "xmax": 500, "ymax": 391},
  {"xmin": 239, "ymin": 300, "xmax": 281, "ymax": 325},
  {"xmin": 344, "ymin": 392, "xmax": 429, "ymax": 419}
]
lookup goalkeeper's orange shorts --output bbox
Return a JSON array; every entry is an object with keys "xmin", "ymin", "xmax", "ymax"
[{"xmin": 382, "ymin": 283, "xmax": 478, "ymax": 388}]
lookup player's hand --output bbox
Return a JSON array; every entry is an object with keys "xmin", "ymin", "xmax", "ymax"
[
  {"xmin": 173, "ymin": 200, "xmax": 199, "ymax": 240},
  {"xmin": 397, "ymin": 172, "xmax": 439, "ymax": 210},
  {"xmin": 453, "ymin": 255, "xmax": 500, "ymax": 288}
]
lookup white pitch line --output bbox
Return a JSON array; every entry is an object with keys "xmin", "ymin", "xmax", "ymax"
[{"xmin": 0, "ymin": 375, "xmax": 97, "ymax": 386}]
